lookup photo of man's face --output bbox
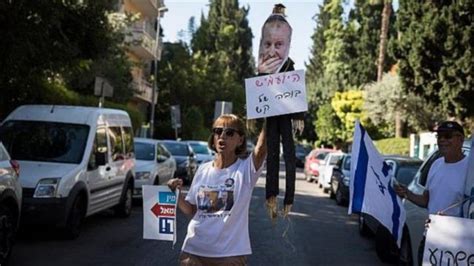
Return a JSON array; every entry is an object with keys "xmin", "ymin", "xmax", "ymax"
[{"xmin": 258, "ymin": 21, "xmax": 292, "ymax": 74}]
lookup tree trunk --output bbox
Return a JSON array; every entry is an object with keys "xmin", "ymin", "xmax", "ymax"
[{"xmin": 377, "ymin": 1, "xmax": 392, "ymax": 82}]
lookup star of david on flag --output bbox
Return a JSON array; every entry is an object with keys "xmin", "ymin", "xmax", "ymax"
[{"xmin": 348, "ymin": 120, "xmax": 406, "ymax": 247}]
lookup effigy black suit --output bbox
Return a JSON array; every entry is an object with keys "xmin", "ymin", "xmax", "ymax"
[{"xmin": 260, "ymin": 58, "xmax": 305, "ymax": 206}]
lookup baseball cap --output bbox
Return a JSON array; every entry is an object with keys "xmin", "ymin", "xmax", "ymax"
[{"xmin": 435, "ymin": 121, "xmax": 464, "ymax": 136}]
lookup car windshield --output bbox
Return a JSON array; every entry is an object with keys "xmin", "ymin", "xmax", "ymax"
[
  {"xmin": 134, "ymin": 142, "xmax": 155, "ymax": 161},
  {"xmin": 161, "ymin": 142, "xmax": 189, "ymax": 156},
  {"xmin": 0, "ymin": 120, "xmax": 89, "ymax": 164},
  {"xmin": 329, "ymin": 155, "xmax": 342, "ymax": 165},
  {"xmin": 189, "ymin": 143, "xmax": 211, "ymax": 155},
  {"xmin": 316, "ymin": 151, "xmax": 329, "ymax": 160},
  {"xmin": 396, "ymin": 164, "xmax": 422, "ymax": 185}
]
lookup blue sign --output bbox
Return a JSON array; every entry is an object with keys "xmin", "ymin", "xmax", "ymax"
[
  {"xmin": 159, "ymin": 217, "xmax": 174, "ymax": 234},
  {"xmin": 158, "ymin": 192, "xmax": 176, "ymax": 204}
]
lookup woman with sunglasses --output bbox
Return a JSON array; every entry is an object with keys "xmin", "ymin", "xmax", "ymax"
[{"xmin": 167, "ymin": 114, "xmax": 266, "ymax": 265}]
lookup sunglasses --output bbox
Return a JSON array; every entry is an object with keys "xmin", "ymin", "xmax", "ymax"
[
  {"xmin": 436, "ymin": 132, "xmax": 462, "ymax": 140},
  {"xmin": 212, "ymin": 127, "xmax": 240, "ymax": 137}
]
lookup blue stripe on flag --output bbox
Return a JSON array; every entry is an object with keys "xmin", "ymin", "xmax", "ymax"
[
  {"xmin": 387, "ymin": 183, "xmax": 400, "ymax": 240},
  {"xmin": 352, "ymin": 125, "xmax": 368, "ymax": 213}
]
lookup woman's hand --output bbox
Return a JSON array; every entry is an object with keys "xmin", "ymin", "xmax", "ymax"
[{"xmin": 167, "ymin": 178, "xmax": 183, "ymax": 192}]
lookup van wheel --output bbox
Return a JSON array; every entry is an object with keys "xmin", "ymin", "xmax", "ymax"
[
  {"xmin": 64, "ymin": 194, "xmax": 86, "ymax": 240},
  {"xmin": 0, "ymin": 205, "xmax": 16, "ymax": 265},
  {"xmin": 115, "ymin": 183, "xmax": 132, "ymax": 218}
]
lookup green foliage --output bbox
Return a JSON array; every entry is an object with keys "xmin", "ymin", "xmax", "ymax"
[
  {"xmin": 393, "ymin": 0, "xmax": 474, "ymax": 119},
  {"xmin": 374, "ymin": 138, "xmax": 410, "ymax": 156},
  {"xmin": 38, "ymin": 79, "xmax": 144, "ymax": 131},
  {"xmin": 331, "ymin": 90, "xmax": 366, "ymax": 142},
  {"xmin": 0, "ymin": 0, "xmax": 133, "ymax": 118},
  {"xmin": 364, "ymin": 73, "xmax": 443, "ymax": 134},
  {"xmin": 314, "ymin": 103, "xmax": 343, "ymax": 147},
  {"xmin": 182, "ymin": 106, "xmax": 209, "ymax": 141}
]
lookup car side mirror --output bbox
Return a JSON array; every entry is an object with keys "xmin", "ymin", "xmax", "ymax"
[
  {"xmin": 95, "ymin": 152, "xmax": 107, "ymax": 166},
  {"xmin": 156, "ymin": 155, "xmax": 166, "ymax": 163}
]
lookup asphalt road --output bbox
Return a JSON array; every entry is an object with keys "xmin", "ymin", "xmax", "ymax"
[{"xmin": 10, "ymin": 164, "xmax": 390, "ymax": 266}]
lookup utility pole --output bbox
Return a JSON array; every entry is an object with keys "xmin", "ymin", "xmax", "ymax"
[{"xmin": 150, "ymin": 6, "xmax": 168, "ymax": 138}]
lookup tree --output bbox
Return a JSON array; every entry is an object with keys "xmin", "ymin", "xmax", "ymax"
[
  {"xmin": 190, "ymin": 0, "xmax": 254, "ymax": 123},
  {"xmin": 0, "ymin": 0, "xmax": 133, "ymax": 117},
  {"xmin": 393, "ymin": 0, "xmax": 474, "ymax": 122},
  {"xmin": 331, "ymin": 90, "xmax": 366, "ymax": 143}
]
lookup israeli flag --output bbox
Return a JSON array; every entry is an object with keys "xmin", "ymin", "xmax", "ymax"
[{"xmin": 348, "ymin": 120, "xmax": 406, "ymax": 247}]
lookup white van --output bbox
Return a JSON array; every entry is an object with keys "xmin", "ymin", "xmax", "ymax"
[{"xmin": 0, "ymin": 105, "xmax": 135, "ymax": 238}]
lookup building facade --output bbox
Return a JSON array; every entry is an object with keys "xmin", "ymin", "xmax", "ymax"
[{"xmin": 120, "ymin": 0, "xmax": 167, "ymax": 132}]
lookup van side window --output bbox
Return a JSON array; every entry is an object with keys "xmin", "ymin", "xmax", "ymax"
[
  {"xmin": 109, "ymin": 126, "xmax": 124, "ymax": 161},
  {"xmin": 88, "ymin": 127, "xmax": 108, "ymax": 169},
  {"xmin": 122, "ymin": 126, "xmax": 134, "ymax": 157}
]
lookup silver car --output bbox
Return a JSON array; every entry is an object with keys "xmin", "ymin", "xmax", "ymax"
[
  {"xmin": 133, "ymin": 138, "xmax": 176, "ymax": 197},
  {"xmin": 0, "ymin": 142, "xmax": 21, "ymax": 264},
  {"xmin": 186, "ymin": 140, "xmax": 214, "ymax": 166}
]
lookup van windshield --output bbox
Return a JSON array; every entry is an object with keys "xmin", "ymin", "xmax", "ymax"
[{"xmin": 0, "ymin": 120, "xmax": 90, "ymax": 164}]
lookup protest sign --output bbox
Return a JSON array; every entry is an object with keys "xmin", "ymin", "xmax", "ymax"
[
  {"xmin": 142, "ymin": 185, "xmax": 178, "ymax": 245},
  {"xmin": 423, "ymin": 214, "xmax": 474, "ymax": 265},
  {"xmin": 244, "ymin": 69, "xmax": 307, "ymax": 119}
]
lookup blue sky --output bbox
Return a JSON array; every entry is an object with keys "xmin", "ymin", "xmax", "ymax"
[{"xmin": 161, "ymin": 1, "xmax": 325, "ymax": 70}]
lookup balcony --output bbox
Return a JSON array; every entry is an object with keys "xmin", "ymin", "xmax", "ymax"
[
  {"xmin": 129, "ymin": 0, "xmax": 163, "ymax": 17},
  {"xmin": 133, "ymin": 78, "xmax": 156, "ymax": 104},
  {"xmin": 125, "ymin": 21, "xmax": 157, "ymax": 60}
]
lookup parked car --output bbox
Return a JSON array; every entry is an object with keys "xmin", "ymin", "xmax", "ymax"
[
  {"xmin": 319, "ymin": 152, "xmax": 345, "ymax": 193},
  {"xmin": 133, "ymin": 138, "xmax": 176, "ymax": 197},
  {"xmin": 394, "ymin": 139, "xmax": 472, "ymax": 265},
  {"xmin": 159, "ymin": 140, "xmax": 197, "ymax": 185},
  {"xmin": 0, "ymin": 105, "xmax": 135, "ymax": 239},
  {"xmin": 186, "ymin": 140, "xmax": 214, "ymax": 166},
  {"xmin": 330, "ymin": 154, "xmax": 351, "ymax": 206},
  {"xmin": 295, "ymin": 143, "xmax": 312, "ymax": 168},
  {"xmin": 0, "ymin": 142, "xmax": 21, "ymax": 264},
  {"xmin": 357, "ymin": 155, "xmax": 423, "ymax": 263},
  {"xmin": 304, "ymin": 148, "xmax": 338, "ymax": 182}
]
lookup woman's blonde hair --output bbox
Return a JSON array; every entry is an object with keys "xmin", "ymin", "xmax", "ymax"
[{"xmin": 207, "ymin": 114, "xmax": 247, "ymax": 156}]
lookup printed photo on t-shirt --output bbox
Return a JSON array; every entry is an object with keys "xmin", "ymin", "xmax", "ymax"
[{"xmin": 197, "ymin": 178, "xmax": 235, "ymax": 213}]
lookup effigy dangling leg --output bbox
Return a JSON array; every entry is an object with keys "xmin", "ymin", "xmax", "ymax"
[
  {"xmin": 265, "ymin": 117, "xmax": 280, "ymax": 221},
  {"xmin": 281, "ymin": 116, "xmax": 296, "ymax": 218}
]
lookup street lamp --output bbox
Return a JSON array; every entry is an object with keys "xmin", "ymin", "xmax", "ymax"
[{"xmin": 150, "ymin": 6, "xmax": 168, "ymax": 138}]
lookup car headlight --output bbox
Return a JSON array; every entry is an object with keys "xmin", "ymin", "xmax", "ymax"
[
  {"xmin": 310, "ymin": 162, "xmax": 318, "ymax": 171},
  {"xmin": 343, "ymin": 176, "xmax": 350, "ymax": 186},
  {"xmin": 136, "ymin": 172, "xmax": 151, "ymax": 180},
  {"xmin": 34, "ymin": 178, "xmax": 61, "ymax": 198}
]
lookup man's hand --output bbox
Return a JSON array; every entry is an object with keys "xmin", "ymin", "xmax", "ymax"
[
  {"xmin": 258, "ymin": 57, "xmax": 283, "ymax": 74},
  {"xmin": 394, "ymin": 183, "xmax": 408, "ymax": 199}
]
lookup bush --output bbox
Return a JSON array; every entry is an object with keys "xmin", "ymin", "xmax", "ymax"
[{"xmin": 374, "ymin": 138, "xmax": 410, "ymax": 156}]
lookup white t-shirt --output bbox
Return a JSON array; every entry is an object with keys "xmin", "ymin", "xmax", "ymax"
[
  {"xmin": 426, "ymin": 156, "xmax": 468, "ymax": 216},
  {"xmin": 182, "ymin": 154, "xmax": 264, "ymax": 257}
]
